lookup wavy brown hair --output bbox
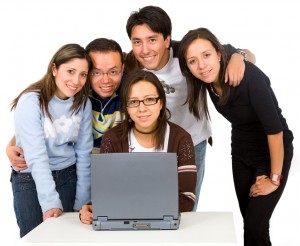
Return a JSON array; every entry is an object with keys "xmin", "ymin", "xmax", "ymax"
[{"xmin": 10, "ymin": 43, "xmax": 92, "ymax": 120}]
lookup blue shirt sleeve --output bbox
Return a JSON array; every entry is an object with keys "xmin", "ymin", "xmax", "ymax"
[{"xmin": 73, "ymin": 99, "xmax": 93, "ymax": 210}]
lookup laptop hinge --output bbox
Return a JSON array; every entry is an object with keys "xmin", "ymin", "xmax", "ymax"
[
  {"xmin": 163, "ymin": 215, "xmax": 180, "ymax": 229},
  {"xmin": 98, "ymin": 216, "xmax": 108, "ymax": 221},
  {"xmin": 163, "ymin": 215, "xmax": 174, "ymax": 221},
  {"xmin": 93, "ymin": 216, "xmax": 108, "ymax": 230}
]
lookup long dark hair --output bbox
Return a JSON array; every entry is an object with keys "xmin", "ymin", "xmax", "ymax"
[
  {"xmin": 120, "ymin": 70, "xmax": 170, "ymax": 150},
  {"xmin": 10, "ymin": 43, "xmax": 92, "ymax": 120},
  {"xmin": 178, "ymin": 27, "xmax": 230, "ymax": 120}
]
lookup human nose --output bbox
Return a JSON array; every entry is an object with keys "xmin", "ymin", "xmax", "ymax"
[
  {"xmin": 198, "ymin": 58, "xmax": 206, "ymax": 69},
  {"xmin": 141, "ymin": 43, "xmax": 150, "ymax": 54},
  {"xmin": 101, "ymin": 73, "xmax": 110, "ymax": 83},
  {"xmin": 73, "ymin": 74, "xmax": 81, "ymax": 85}
]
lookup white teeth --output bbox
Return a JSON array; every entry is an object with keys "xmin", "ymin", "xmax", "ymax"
[
  {"xmin": 67, "ymin": 85, "xmax": 77, "ymax": 90},
  {"xmin": 143, "ymin": 56, "xmax": 153, "ymax": 61},
  {"xmin": 100, "ymin": 86, "xmax": 112, "ymax": 92}
]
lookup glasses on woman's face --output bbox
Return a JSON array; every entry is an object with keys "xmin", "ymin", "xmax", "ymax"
[
  {"xmin": 126, "ymin": 97, "xmax": 160, "ymax": 108},
  {"xmin": 90, "ymin": 68, "xmax": 121, "ymax": 79}
]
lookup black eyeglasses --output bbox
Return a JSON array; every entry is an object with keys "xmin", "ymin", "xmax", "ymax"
[
  {"xmin": 90, "ymin": 68, "xmax": 121, "ymax": 79},
  {"xmin": 126, "ymin": 97, "xmax": 160, "ymax": 108}
]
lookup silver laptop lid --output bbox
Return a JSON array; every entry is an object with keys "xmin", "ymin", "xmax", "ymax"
[{"xmin": 91, "ymin": 152, "xmax": 179, "ymax": 230}]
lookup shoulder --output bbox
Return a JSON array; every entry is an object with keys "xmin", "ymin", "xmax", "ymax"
[
  {"xmin": 15, "ymin": 91, "xmax": 40, "ymax": 110},
  {"xmin": 169, "ymin": 121, "xmax": 192, "ymax": 139},
  {"xmin": 100, "ymin": 124, "xmax": 126, "ymax": 153},
  {"xmin": 18, "ymin": 91, "xmax": 39, "ymax": 103},
  {"xmin": 85, "ymin": 98, "xmax": 92, "ymax": 110},
  {"xmin": 103, "ymin": 124, "xmax": 123, "ymax": 140},
  {"xmin": 169, "ymin": 121, "xmax": 188, "ymax": 132},
  {"xmin": 14, "ymin": 92, "xmax": 42, "ymax": 123},
  {"xmin": 244, "ymin": 62, "xmax": 270, "ymax": 86}
]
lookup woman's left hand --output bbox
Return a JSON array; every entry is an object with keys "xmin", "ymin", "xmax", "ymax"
[
  {"xmin": 43, "ymin": 208, "xmax": 63, "ymax": 221},
  {"xmin": 249, "ymin": 175, "xmax": 279, "ymax": 197}
]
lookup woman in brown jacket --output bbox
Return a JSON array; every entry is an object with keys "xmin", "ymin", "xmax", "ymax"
[{"xmin": 79, "ymin": 70, "xmax": 197, "ymax": 224}]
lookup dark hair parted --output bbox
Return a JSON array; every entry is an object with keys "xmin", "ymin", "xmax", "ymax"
[
  {"xmin": 178, "ymin": 27, "xmax": 230, "ymax": 120},
  {"xmin": 120, "ymin": 70, "xmax": 171, "ymax": 151},
  {"xmin": 126, "ymin": 5, "xmax": 172, "ymax": 42},
  {"xmin": 86, "ymin": 38, "xmax": 124, "ymax": 64},
  {"xmin": 10, "ymin": 43, "xmax": 92, "ymax": 120}
]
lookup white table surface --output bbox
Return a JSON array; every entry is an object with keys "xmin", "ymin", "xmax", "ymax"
[{"xmin": 15, "ymin": 212, "xmax": 237, "ymax": 246}]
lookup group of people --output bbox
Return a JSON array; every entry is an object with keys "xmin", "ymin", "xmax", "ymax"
[{"xmin": 6, "ymin": 5, "xmax": 293, "ymax": 246}]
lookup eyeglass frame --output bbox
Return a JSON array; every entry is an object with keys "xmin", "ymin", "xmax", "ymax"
[
  {"xmin": 126, "ymin": 97, "xmax": 160, "ymax": 108},
  {"xmin": 90, "ymin": 68, "xmax": 122, "ymax": 79}
]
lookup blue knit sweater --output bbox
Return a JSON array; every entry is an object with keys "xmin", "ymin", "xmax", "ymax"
[{"xmin": 14, "ymin": 92, "xmax": 93, "ymax": 212}]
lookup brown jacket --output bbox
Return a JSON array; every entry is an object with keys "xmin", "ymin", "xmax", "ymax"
[{"xmin": 100, "ymin": 121, "xmax": 197, "ymax": 212}]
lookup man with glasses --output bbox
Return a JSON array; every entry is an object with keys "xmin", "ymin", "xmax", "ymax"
[
  {"xmin": 86, "ymin": 38, "xmax": 126, "ymax": 153},
  {"xmin": 6, "ymin": 38, "xmax": 126, "ymax": 167}
]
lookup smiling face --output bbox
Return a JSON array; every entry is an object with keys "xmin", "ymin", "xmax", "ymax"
[
  {"xmin": 185, "ymin": 38, "xmax": 221, "ymax": 84},
  {"xmin": 89, "ymin": 51, "xmax": 124, "ymax": 99},
  {"xmin": 127, "ymin": 80, "xmax": 163, "ymax": 132},
  {"xmin": 52, "ymin": 58, "xmax": 89, "ymax": 100},
  {"xmin": 130, "ymin": 24, "xmax": 171, "ymax": 71}
]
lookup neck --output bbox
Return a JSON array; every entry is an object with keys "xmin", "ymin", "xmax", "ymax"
[
  {"xmin": 134, "ymin": 126, "xmax": 158, "ymax": 135},
  {"xmin": 210, "ymin": 83, "xmax": 222, "ymax": 97},
  {"xmin": 133, "ymin": 126, "xmax": 157, "ymax": 149}
]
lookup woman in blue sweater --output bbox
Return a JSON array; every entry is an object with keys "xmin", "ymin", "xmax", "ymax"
[
  {"xmin": 178, "ymin": 28, "xmax": 293, "ymax": 246},
  {"xmin": 10, "ymin": 43, "xmax": 93, "ymax": 237}
]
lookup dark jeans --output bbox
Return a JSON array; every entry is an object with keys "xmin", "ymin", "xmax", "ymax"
[
  {"xmin": 232, "ymin": 143, "xmax": 293, "ymax": 246},
  {"xmin": 11, "ymin": 164, "xmax": 77, "ymax": 238}
]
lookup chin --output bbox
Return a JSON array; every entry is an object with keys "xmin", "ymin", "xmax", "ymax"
[{"xmin": 140, "ymin": 60, "xmax": 158, "ymax": 70}]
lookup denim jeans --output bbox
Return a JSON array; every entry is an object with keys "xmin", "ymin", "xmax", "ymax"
[
  {"xmin": 11, "ymin": 164, "xmax": 77, "ymax": 238},
  {"xmin": 193, "ymin": 139, "xmax": 207, "ymax": 211}
]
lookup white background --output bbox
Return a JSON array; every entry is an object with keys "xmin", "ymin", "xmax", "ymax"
[{"xmin": 0, "ymin": 0, "xmax": 299, "ymax": 245}]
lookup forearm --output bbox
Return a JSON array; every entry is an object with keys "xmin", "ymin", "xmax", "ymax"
[
  {"xmin": 243, "ymin": 49, "xmax": 256, "ymax": 64},
  {"xmin": 6, "ymin": 135, "xmax": 27, "ymax": 169},
  {"xmin": 268, "ymin": 132, "xmax": 284, "ymax": 179},
  {"xmin": 7, "ymin": 135, "xmax": 16, "ymax": 147},
  {"xmin": 223, "ymin": 44, "xmax": 256, "ymax": 64},
  {"xmin": 178, "ymin": 165, "xmax": 197, "ymax": 212}
]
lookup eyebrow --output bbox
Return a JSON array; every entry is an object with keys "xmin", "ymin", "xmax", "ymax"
[
  {"xmin": 129, "ymin": 94, "xmax": 158, "ymax": 99},
  {"xmin": 131, "ymin": 34, "xmax": 159, "ymax": 41},
  {"xmin": 66, "ymin": 66, "xmax": 88, "ymax": 73},
  {"xmin": 92, "ymin": 65, "xmax": 119, "ymax": 70}
]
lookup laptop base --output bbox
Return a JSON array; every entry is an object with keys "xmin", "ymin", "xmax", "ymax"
[{"xmin": 93, "ymin": 216, "xmax": 180, "ymax": 230}]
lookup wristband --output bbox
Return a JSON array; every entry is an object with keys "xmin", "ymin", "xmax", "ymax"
[
  {"xmin": 270, "ymin": 172, "xmax": 282, "ymax": 182},
  {"xmin": 236, "ymin": 49, "xmax": 248, "ymax": 61}
]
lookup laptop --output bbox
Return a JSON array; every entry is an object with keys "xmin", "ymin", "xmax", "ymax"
[{"xmin": 91, "ymin": 152, "xmax": 180, "ymax": 230}]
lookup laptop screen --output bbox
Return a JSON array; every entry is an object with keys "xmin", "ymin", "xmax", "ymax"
[{"xmin": 91, "ymin": 152, "xmax": 180, "ymax": 230}]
